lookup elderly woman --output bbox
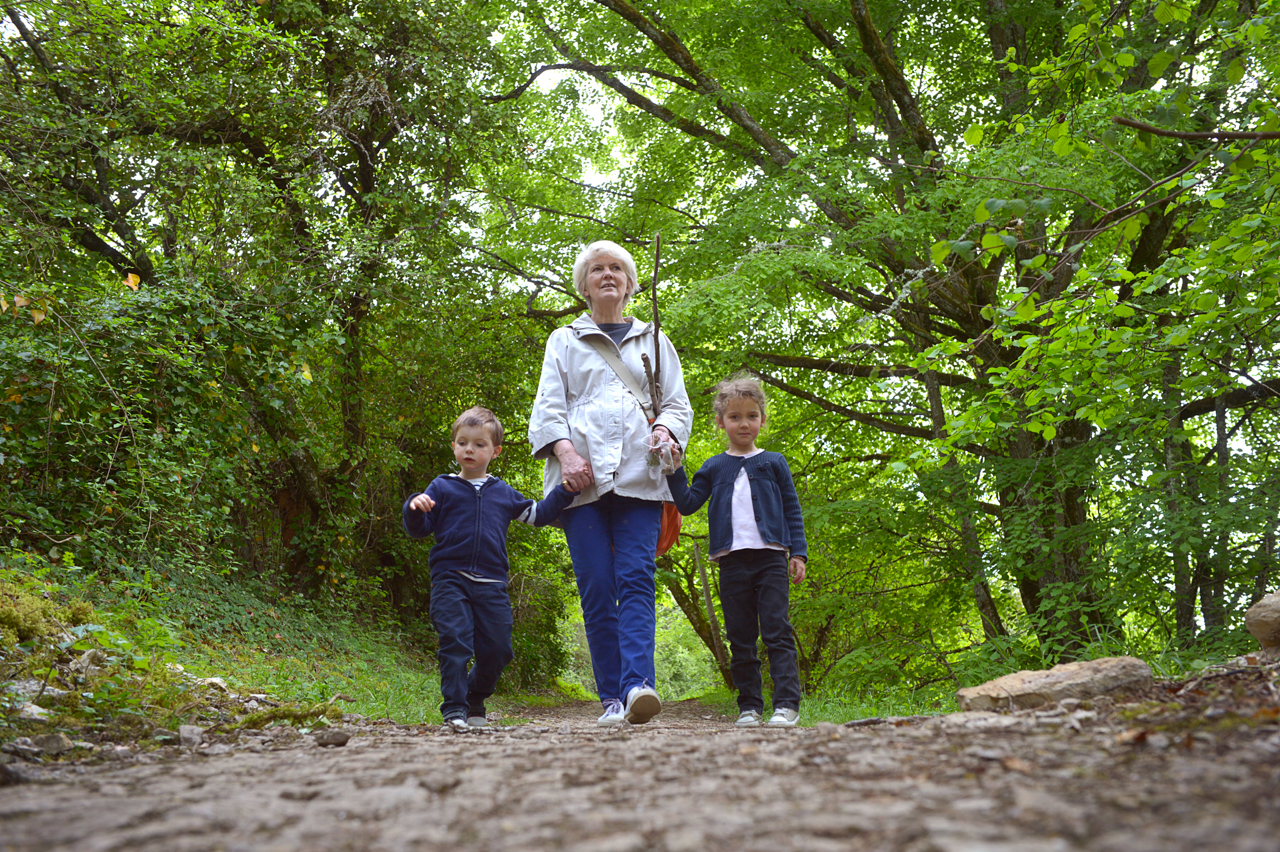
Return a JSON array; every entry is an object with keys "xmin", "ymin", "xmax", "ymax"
[{"xmin": 529, "ymin": 240, "xmax": 693, "ymax": 726}]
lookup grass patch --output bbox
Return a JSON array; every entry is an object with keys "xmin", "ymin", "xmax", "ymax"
[
  {"xmin": 693, "ymin": 683, "xmax": 957, "ymax": 726},
  {"xmin": 182, "ymin": 633, "xmax": 447, "ymax": 725},
  {"xmin": 1, "ymin": 552, "xmax": 583, "ymax": 739}
]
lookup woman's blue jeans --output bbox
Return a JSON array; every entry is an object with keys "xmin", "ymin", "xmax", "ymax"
[{"xmin": 561, "ymin": 492, "xmax": 662, "ymax": 702}]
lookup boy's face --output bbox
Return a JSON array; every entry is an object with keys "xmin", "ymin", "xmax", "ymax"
[
  {"xmin": 452, "ymin": 425, "xmax": 501, "ymax": 478},
  {"xmin": 716, "ymin": 397, "xmax": 765, "ymax": 454}
]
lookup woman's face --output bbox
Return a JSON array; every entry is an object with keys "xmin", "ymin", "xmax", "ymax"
[{"xmin": 585, "ymin": 254, "xmax": 630, "ymax": 311}]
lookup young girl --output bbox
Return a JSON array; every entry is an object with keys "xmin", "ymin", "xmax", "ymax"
[{"xmin": 666, "ymin": 375, "xmax": 807, "ymax": 727}]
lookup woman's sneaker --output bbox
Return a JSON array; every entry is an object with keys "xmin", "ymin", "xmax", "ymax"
[
  {"xmin": 444, "ymin": 716, "xmax": 469, "ymax": 732},
  {"xmin": 767, "ymin": 708, "xmax": 799, "ymax": 727},
  {"xmin": 735, "ymin": 710, "xmax": 762, "ymax": 728},
  {"xmin": 623, "ymin": 686, "xmax": 661, "ymax": 724},
  {"xmin": 597, "ymin": 699, "xmax": 625, "ymax": 726},
  {"xmin": 467, "ymin": 715, "xmax": 488, "ymax": 728}
]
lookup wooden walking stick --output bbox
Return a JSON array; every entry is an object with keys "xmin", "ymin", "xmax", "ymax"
[{"xmin": 641, "ymin": 233, "xmax": 662, "ymax": 417}]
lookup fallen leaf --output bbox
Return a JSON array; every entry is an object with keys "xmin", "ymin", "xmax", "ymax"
[
  {"xmin": 1115, "ymin": 728, "xmax": 1151, "ymax": 745},
  {"xmin": 1002, "ymin": 756, "xmax": 1035, "ymax": 774}
]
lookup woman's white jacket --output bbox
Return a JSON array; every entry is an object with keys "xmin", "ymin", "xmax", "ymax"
[{"xmin": 529, "ymin": 314, "xmax": 693, "ymax": 506}]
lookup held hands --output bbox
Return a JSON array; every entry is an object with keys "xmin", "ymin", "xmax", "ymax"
[
  {"xmin": 408, "ymin": 493, "xmax": 436, "ymax": 513},
  {"xmin": 555, "ymin": 440, "xmax": 594, "ymax": 492},
  {"xmin": 788, "ymin": 557, "xmax": 806, "ymax": 585},
  {"xmin": 648, "ymin": 425, "xmax": 679, "ymax": 474}
]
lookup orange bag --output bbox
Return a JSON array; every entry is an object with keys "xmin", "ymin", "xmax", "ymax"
[{"xmin": 656, "ymin": 501, "xmax": 682, "ymax": 557}]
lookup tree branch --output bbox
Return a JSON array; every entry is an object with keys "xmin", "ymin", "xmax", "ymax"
[
  {"xmin": 747, "ymin": 350, "xmax": 974, "ymax": 387},
  {"xmin": 1114, "ymin": 116, "xmax": 1280, "ymax": 141}
]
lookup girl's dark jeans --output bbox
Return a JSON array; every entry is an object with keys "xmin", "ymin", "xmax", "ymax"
[{"xmin": 717, "ymin": 548, "xmax": 802, "ymax": 713}]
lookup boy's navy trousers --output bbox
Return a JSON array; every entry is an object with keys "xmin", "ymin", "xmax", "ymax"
[{"xmin": 429, "ymin": 572, "xmax": 514, "ymax": 720}]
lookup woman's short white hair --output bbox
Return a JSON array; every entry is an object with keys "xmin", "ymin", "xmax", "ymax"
[{"xmin": 573, "ymin": 240, "xmax": 639, "ymax": 310}]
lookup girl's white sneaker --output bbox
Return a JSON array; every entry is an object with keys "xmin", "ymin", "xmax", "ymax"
[
  {"xmin": 736, "ymin": 710, "xmax": 762, "ymax": 728},
  {"xmin": 767, "ymin": 708, "xmax": 799, "ymax": 727}
]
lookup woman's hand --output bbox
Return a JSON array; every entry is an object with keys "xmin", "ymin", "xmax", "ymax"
[
  {"xmin": 788, "ymin": 557, "xmax": 806, "ymax": 585},
  {"xmin": 649, "ymin": 425, "xmax": 679, "ymax": 473},
  {"xmin": 555, "ymin": 440, "xmax": 595, "ymax": 492}
]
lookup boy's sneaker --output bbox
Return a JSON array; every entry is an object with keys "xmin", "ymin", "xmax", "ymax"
[
  {"xmin": 767, "ymin": 708, "xmax": 799, "ymax": 728},
  {"xmin": 444, "ymin": 716, "xmax": 469, "ymax": 732},
  {"xmin": 597, "ymin": 699, "xmax": 625, "ymax": 726},
  {"xmin": 623, "ymin": 685, "xmax": 661, "ymax": 725},
  {"xmin": 467, "ymin": 715, "xmax": 488, "ymax": 728},
  {"xmin": 735, "ymin": 710, "xmax": 762, "ymax": 728}
]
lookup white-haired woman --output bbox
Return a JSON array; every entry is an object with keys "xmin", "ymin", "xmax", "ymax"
[{"xmin": 528, "ymin": 240, "xmax": 693, "ymax": 725}]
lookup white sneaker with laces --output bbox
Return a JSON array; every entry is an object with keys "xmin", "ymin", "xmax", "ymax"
[
  {"xmin": 767, "ymin": 708, "xmax": 799, "ymax": 727},
  {"xmin": 445, "ymin": 717, "xmax": 469, "ymax": 732},
  {"xmin": 623, "ymin": 685, "xmax": 661, "ymax": 724},
  {"xmin": 736, "ymin": 710, "xmax": 762, "ymax": 728},
  {"xmin": 597, "ymin": 699, "xmax": 625, "ymax": 726}
]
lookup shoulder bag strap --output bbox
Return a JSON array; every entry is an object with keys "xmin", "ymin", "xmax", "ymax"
[{"xmin": 584, "ymin": 335, "xmax": 655, "ymax": 420}]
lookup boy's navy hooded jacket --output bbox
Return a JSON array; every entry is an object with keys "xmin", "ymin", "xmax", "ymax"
[
  {"xmin": 666, "ymin": 451, "xmax": 807, "ymax": 561},
  {"xmin": 402, "ymin": 475, "xmax": 575, "ymax": 582}
]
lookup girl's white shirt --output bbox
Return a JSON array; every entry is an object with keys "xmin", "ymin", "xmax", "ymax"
[
  {"xmin": 711, "ymin": 449, "xmax": 785, "ymax": 561},
  {"xmin": 528, "ymin": 314, "xmax": 693, "ymax": 506}
]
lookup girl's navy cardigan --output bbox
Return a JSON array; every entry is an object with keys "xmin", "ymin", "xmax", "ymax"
[
  {"xmin": 666, "ymin": 451, "xmax": 807, "ymax": 561},
  {"xmin": 402, "ymin": 475, "xmax": 575, "ymax": 582}
]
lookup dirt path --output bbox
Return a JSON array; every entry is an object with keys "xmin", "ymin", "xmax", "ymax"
[{"xmin": 3, "ymin": 692, "xmax": 1279, "ymax": 852}]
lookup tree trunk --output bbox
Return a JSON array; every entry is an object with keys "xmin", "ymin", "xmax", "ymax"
[
  {"xmin": 657, "ymin": 551, "xmax": 732, "ymax": 688},
  {"xmin": 1163, "ymin": 354, "xmax": 1198, "ymax": 644},
  {"xmin": 921, "ymin": 362, "xmax": 1007, "ymax": 640}
]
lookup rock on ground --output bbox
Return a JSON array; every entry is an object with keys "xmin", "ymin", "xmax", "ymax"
[
  {"xmin": 1245, "ymin": 593, "xmax": 1280, "ymax": 656},
  {"xmin": 956, "ymin": 655, "xmax": 1152, "ymax": 710},
  {"xmin": 1, "ymin": 674, "xmax": 1278, "ymax": 852}
]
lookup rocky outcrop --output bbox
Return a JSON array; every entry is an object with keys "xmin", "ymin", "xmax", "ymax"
[
  {"xmin": 1245, "ymin": 593, "xmax": 1280, "ymax": 658},
  {"xmin": 956, "ymin": 656, "xmax": 1153, "ymax": 711}
]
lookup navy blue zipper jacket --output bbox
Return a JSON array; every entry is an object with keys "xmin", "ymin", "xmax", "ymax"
[
  {"xmin": 666, "ymin": 451, "xmax": 807, "ymax": 561},
  {"xmin": 402, "ymin": 475, "xmax": 576, "ymax": 582}
]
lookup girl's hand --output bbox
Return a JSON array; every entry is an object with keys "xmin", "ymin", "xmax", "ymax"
[
  {"xmin": 788, "ymin": 557, "xmax": 806, "ymax": 585},
  {"xmin": 409, "ymin": 493, "xmax": 436, "ymax": 513}
]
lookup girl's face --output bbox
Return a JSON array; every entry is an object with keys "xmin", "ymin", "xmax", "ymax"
[{"xmin": 716, "ymin": 397, "xmax": 765, "ymax": 454}]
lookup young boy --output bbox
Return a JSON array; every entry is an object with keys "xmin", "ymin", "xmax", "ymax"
[
  {"xmin": 666, "ymin": 376, "xmax": 807, "ymax": 728},
  {"xmin": 403, "ymin": 406, "xmax": 577, "ymax": 731}
]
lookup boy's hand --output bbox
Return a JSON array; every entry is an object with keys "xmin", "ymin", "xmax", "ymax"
[
  {"xmin": 408, "ymin": 493, "xmax": 436, "ymax": 513},
  {"xmin": 669, "ymin": 442, "xmax": 683, "ymax": 467},
  {"xmin": 788, "ymin": 557, "xmax": 806, "ymax": 585}
]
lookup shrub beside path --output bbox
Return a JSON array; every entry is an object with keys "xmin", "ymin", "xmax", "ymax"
[{"xmin": 3, "ymin": 674, "xmax": 1279, "ymax": 852}]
